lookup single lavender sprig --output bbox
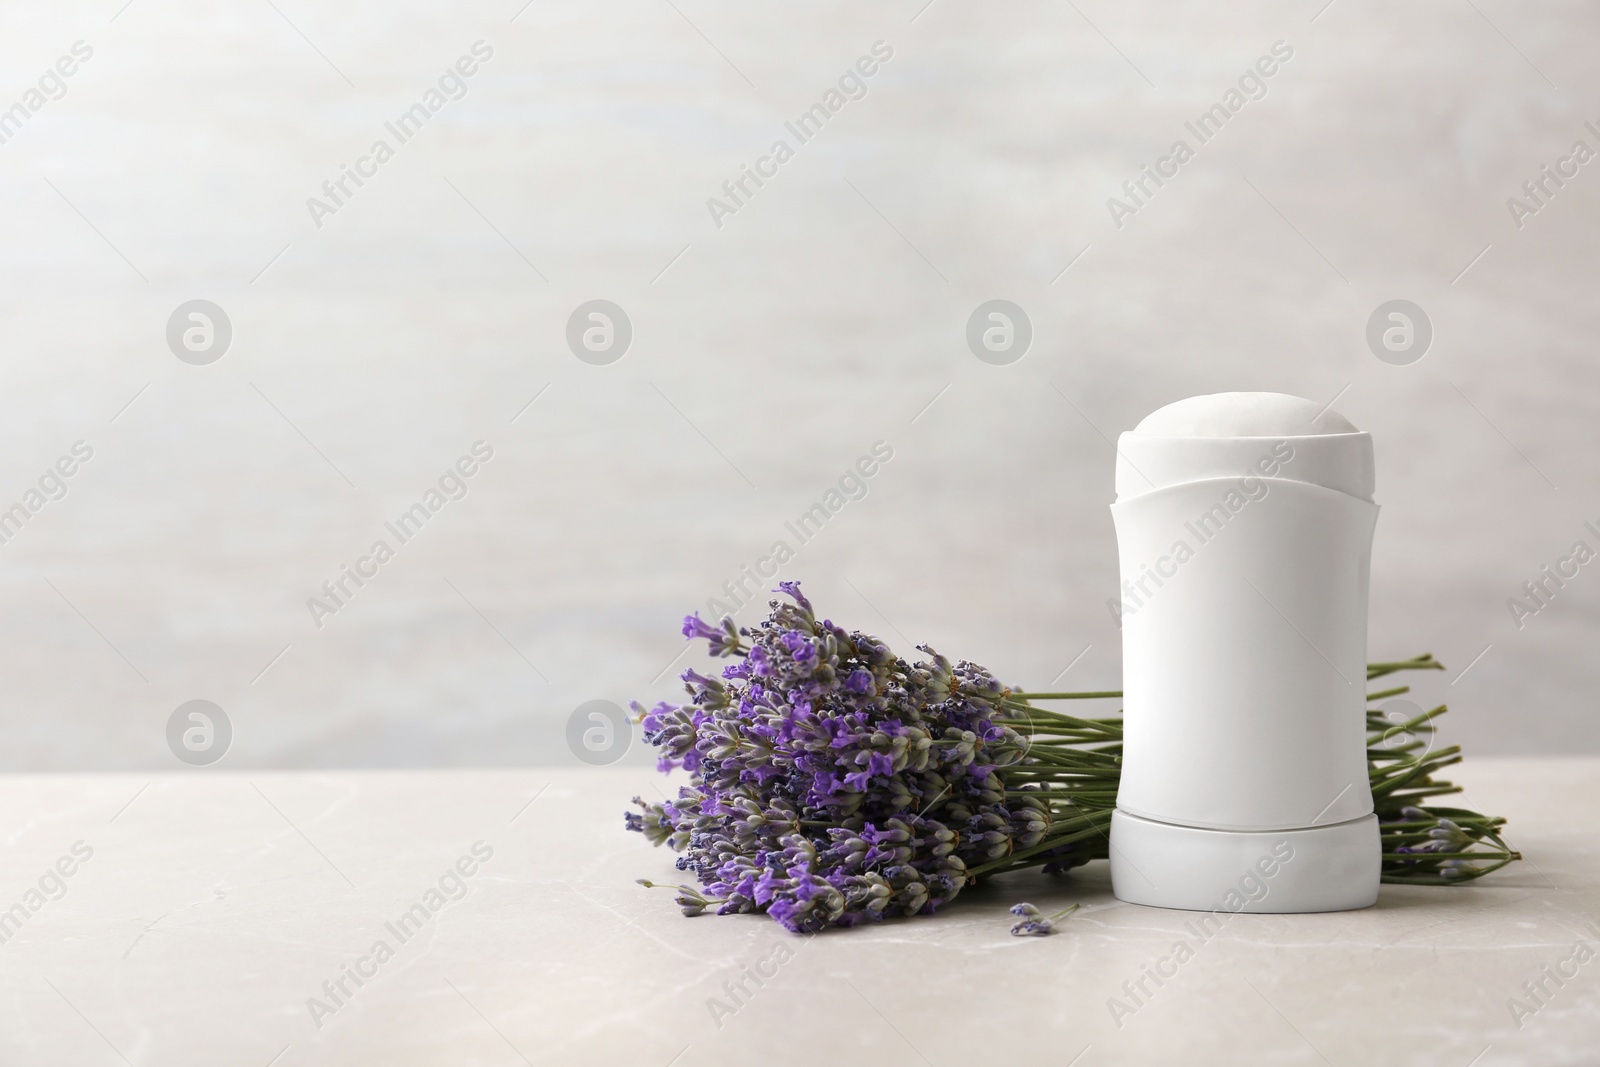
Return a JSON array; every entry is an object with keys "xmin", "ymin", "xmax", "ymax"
[
  {"xmin": 1008, "ymin": 901, "xmax": 1081, "ymax": 936},
  {"xmin": 636, "ymin": 879, "xmax": 728, "ymax": 917}
]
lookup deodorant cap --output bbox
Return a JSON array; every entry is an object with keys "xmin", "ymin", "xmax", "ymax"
[{"xmin": 1115, "ymin": 391, "xmax": 1375, "ymax": 503}]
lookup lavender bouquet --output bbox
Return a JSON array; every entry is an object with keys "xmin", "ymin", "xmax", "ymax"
[{"xmin": 627, "ymin": 583, "xmax": 1519, "ymax": 932}]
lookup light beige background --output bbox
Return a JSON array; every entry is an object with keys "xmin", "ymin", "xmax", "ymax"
[{"xmin": 1, "ymin": 0, "xmax": 1595, "ymax": 769}]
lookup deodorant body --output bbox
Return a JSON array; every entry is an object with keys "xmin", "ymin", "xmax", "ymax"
[{"xmin": 1108, "ymin": 392, "xmax": 1381, "ymax": 913}]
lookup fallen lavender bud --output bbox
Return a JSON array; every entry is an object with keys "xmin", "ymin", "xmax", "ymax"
[
  {"xmin": 637, "ymin": 878, "xmax": 726, "ymax": 917},
  {"xmin": 1009, "ymin": 902, "xmax": 1080, "ymax": 936}
]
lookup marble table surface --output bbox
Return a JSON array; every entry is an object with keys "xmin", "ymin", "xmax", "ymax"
[{"xmin": 0, "ymin": 757, "xmax": 1592, "ymax": 1066}]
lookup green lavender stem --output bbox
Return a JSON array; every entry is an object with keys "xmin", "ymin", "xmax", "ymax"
[{"xmin": 985, "ymin": 655, "xmax": 1520, "ymax": 887}]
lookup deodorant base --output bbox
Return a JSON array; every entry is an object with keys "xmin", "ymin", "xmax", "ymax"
[{"xmin": 1110, "ymin": 809, "xmax": 1380, "ymax": 913}]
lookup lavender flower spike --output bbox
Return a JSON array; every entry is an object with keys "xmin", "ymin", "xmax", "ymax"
[
  {"xmin": 1009, "ymin": 902, "xmax": 1080, "ymax": 936},
  {"xmin": 629, "ymin": 582, "xmax": 1044, "ymax": 931},
  {"xmin": 681, "ymin": 613, "xmax": 746, "ymax": 658}
]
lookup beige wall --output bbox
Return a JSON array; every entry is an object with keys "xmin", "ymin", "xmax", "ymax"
[{"xmin": 0, "ymin": 0, "xmax": 1594, "ymax": 767}]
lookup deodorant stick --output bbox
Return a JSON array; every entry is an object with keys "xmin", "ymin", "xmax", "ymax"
[{"xmin": 1109, "ymin": 392, "xmax": 1381, "ymax": 912}]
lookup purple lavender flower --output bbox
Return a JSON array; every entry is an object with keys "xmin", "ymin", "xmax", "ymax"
[
  {"xmin": 1008, "ymin": 901, "xmax": 1079, "ymax": 936},
  {"xmin": 681, "ymin": 613, "xmax": 745, "ymax": 658},
  {"xmin": 627, "ymin": 583, "xmax": 1047, "ymax": 931}
]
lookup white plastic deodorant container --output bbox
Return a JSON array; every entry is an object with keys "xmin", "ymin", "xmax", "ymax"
[{"xmin": 1108, "ymin": 392, "xmax": 1381, "ymax": 913}]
